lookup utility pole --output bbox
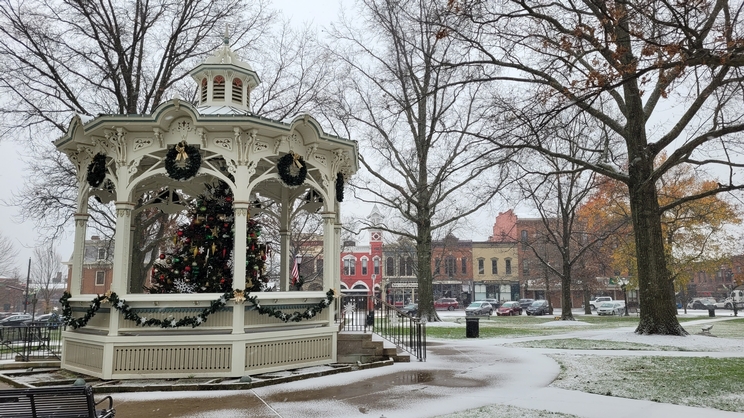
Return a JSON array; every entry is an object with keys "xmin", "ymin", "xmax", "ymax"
[{"xmin": 23, "ymin": 258, "xmax": 31, "ymax": 314}]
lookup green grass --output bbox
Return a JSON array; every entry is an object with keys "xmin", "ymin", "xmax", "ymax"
[
  {"xmin": 685, "ymin": 318, "xmax": 744, "ymax": 339},
  {"xmin": 551, "ymin": 355, "xmax": 744, "ymax": 412}
]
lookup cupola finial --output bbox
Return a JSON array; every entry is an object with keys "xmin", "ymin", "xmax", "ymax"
[{"xmin": 223, "ymin": 24, "xmax": 230, "ymax": 45}]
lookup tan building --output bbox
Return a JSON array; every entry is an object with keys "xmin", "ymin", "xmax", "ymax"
[{"xmin": 471, "ymin": 241, "xmax": 520, "ymax": 302}]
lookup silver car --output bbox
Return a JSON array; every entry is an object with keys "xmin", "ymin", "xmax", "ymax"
[{"xmin": 597, "ymin": 302, "xmax": 625, "ymax": 316}]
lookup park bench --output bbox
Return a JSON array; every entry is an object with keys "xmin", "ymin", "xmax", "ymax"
[
  {"xmin": 701, "ymin": 324, "xmax": 714, "ymax": 334},
  {"xmin": 0, "ymin": 385, "xmax": 115, "ymax": 417}
]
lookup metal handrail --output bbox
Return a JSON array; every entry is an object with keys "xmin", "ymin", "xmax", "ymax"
[
  {"xmin": 0, "ymin": 323, "xmax": 63, "ymax": 361},
  {"xmin": 339, "ymin": 294, "xmax": 426, "ymax": 362}
]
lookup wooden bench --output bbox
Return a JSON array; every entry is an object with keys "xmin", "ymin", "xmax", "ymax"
[
  {"xmin": 0, "ymin": 385, "xmax": 114, "ymax": 417},
  {"xmin": 701, "ymin": 324, "xmax": 714, "ymax": 334}
]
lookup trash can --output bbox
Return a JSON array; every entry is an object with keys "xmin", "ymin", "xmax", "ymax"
[
  {"xmin": 707, "ymin": 305, "xmax": 715, "ymax": 317},
  {"xmin": 465, "ymin": 317, "xmax": 480, "ymax": 338}
]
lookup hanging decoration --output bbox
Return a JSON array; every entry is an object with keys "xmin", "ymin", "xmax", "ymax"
[
  {"xmin": 277, "ymin": 152, "xmax": 307, "ymax": 187},
  {"xmin": 86, "ymin": 153, "xmax": 107, "ymax": 188},
  {"xmin": 59, "ymin": 289, "xmax": 335, "ymax": 329},
  {"xmin": 335, "ymin": 172, "xmax": 344, "ymax": 202},
  {"xmin": 165, "ymin": 141, "xmax": 202, "ymax": 181}
]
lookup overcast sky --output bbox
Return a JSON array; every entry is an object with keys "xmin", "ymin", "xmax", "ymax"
[{"xmin": 0, "ymin": 0, "xmax": 510, "ymax": 278}]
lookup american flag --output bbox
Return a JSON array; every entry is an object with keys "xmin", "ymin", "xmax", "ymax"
[{"xmin": 291, "ymin": 257, "xmax": 299, "ymax": 285}]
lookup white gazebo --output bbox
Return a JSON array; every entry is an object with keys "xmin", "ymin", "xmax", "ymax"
[{"xmin": 54, "ymin": 38, "xmax": 358, "ymax": 380}]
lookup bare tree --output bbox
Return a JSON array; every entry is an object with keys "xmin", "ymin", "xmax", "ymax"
[
  {"xmin": 322, "ymin": 0, "xmax": 513, "ymax": 321},
  {"xmin": 1, "ymin": 1, "xmax": 338, "ymax": 250},
  {"xmin": 516, "ymin": 114, "xmax": 629, "ymax": 320},
  {"xmin": 31, "ymin": 244, "xmax": 62, "ymax": 314},
  {"xmin": 0, "ymin": 232, "xmax": 19, "ymax": 277},
  {"xmin": 447, "ymin": 1, "xmax": 744, "ymax": 335}
]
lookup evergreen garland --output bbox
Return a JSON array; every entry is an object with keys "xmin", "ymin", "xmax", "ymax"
[
  {"xmin": 165, "ymin": 141, "xmax": 201, "ymax": 181},
  {"xmin": 277, "ymin": 152, "xmax": 307, "ymax": 187},
  {"xmin": 86, "ymin": 153, "xmax": 107, "ymax": 188},
  {"xmin": 59, "ymin": 289, "xmax": 335, "ymax": 329},
  {"xmin": 335, "ymin": 172, "xmax": 344, "ymax": 202}
]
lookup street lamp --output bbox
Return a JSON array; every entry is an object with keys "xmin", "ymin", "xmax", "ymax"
[{"xmin": 619, "ymin": 278, "xmax": 629, "ymax": 316}]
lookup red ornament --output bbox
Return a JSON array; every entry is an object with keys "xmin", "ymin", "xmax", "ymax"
[
  {"xmin": 225, "ymin": 196, "xmax": 232, "ymax": 202},
  {"xmin": 184, "ymin": 266, "xmax": 191, "ymax": 272},
  {"xmin": 159, "ymin": 253, "xmax": 165, "ymax": 259},
  {"xmin": 177, "ymin": 231, "xmax": 183, "ymax": 237}
]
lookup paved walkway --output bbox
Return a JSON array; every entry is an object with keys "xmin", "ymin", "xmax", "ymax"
[{"xmin": 108, "ymin": 317, "xmax": 744, "ymax": 418}]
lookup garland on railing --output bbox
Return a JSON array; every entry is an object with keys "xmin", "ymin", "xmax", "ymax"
[{"xmin": 60, "ymin": 289, "xmax": 336, "ymax": 330}]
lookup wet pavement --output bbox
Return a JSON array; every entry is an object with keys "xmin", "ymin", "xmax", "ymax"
[{"xmin": 3, "ymin": 313, "xmax": 743, "ymax": 417}]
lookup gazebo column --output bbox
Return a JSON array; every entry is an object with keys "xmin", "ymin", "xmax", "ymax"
[
  {"xmin": 71, "ymin": 213, "xmax": 89, "ymax": 297},
  {"xmin": 322, "ymin": 212, "xmax": 336, "ymax": 291},
  {"xmin": 232, "ymin": 201, "xmax": 249, "ymax": 334},
  {"xmin": 279, "ymin": 188, "xmax": 291, "ymax": 291},
  {"xmin": 109, "ymin": 201, "xmax": 134, "ymax": 336}
]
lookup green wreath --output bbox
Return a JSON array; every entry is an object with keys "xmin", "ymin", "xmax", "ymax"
[
  {"xmin": 165, "ymin": 142, "xmax": 201, "ymax": 181},
  {"xmin": 86, "ymin": 153, "xmax": 107, "ymax": 188},
  {"xmin": 335, "ymin": 172, "xmax": 344, "ymax": 202},
  {"xmin": 277, "ymin": 152, "xmax": 307, "ymax": 187},
  {"xmin": 59, "ymin": 289, "xmax": 335, "ymax": 329}
]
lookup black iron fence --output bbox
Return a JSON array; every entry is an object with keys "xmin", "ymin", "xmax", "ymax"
[
  {"xmin": 339, "ymin": 294, "xmax": 426, "ymax": 362},
  {"xmin": 0, "ymin": 323, "xmax": 63, "ymax": 362}
]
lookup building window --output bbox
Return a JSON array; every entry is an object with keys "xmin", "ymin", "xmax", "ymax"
[
  {"xmin": 434, "ymin": 258, "xmax": 441, "ymax": 275},
  {"xmin": 405, "ymin": 257, "xmax": 413, "ymax": 276},
  {"xmin": 362, "ymin": 258, "xmax": 368, "ymax": 275},
  {"xmin": 316, "ymin": 259, "xmax": 323, "ymax": 275},
  {"xmin": 343, "ymin": 258, "xmax": 356, "ymax": 276},
  {"xmin": 523, "ymin": 260, "xmax": 529, "ymax": 275},
  {"xmin": 477, "ymin": 258, "xmax": 484, "ymax": 275},
  {"xmin": 445, "ymin": 257, "xmax": 456, "ymax": 277},
  {"xmin": 399, "ymin": 256, "xmax": 406, "ymax": 276},
  {"xmin": 386, "ymin": 257, "xmax": 395, "ymax": 276},
  {"xmin": 213, "ymin": 75, "xmax": 225, "ymax": 100},
  {"xmin": 461, "ymin": 257, "xmax": 467, "ymax": 274},
  {"xmin": 201, "ymin": 78, "xmax": 208, "ymax": 102},
  {"xmin": 97, "ymin": 248, "xmax": 106, "ymax": 260},
  {"xmin": 505, "ymin": 259, "xmax": 512, "ymax": 275},
  {"xmin": 95, "ymin": 271, "xmax": 105, "ymax": 286},
  {"xmin": 491, "ymin": 258, "xmax": 498, "ymax": 274},
  {"xmin": 521, "ymin": 230, "xmax": 528, "ymax": 249},
  {"xmin": 373, "ymin": 257, "xmax": 380, "ymax": 275}
]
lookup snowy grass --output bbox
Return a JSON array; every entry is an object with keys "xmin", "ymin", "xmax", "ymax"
[
  {"xmin": 550, "ymin": 355, "xmax": 744, "ymax": 412},
  {"xmin": 505, "ymin": 338, "xmax": 689, "ymax": 351},
  {"xmin": 433, "ymin": 404, "xmax": 580, "ymax": 418}
]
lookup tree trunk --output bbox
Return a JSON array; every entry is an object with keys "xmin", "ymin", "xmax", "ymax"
[
  {"xmin": 416, "ymin": 219, "xmax": 436, "ymax": 322},
  {"xmin": 629, "ymin": 168, "xmax": 687, "ymax": 335},
  {"xmin": 561, "ymin": 264, "xmax": 574, "ymax": 320}
]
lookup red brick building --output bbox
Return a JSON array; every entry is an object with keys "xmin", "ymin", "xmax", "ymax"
[
  {"xmin": 339, "ymin": 207, "xmax": 383, "ymax": 298},
  {"xmin": 66, "ymin": 236, "xmax": 114, "ymax": 294}
]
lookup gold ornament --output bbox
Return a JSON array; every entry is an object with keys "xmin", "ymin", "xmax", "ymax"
[
  {"xmin": 175, "ymin": 142, "xmax": 189, "ymax": 161},
  {"xmin": 233, "ymin": 289, "xmax": 245, "ymax": 303}
]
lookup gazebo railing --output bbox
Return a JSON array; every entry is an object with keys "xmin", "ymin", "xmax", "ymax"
[{"xmin": 339, "ymin": 294, "xmax": 426, "ymax": 362}]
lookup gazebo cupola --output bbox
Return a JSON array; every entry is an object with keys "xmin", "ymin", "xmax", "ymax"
[{"xmin": 190, "ymin": 31, "xmax": 260, "ymax": 113}]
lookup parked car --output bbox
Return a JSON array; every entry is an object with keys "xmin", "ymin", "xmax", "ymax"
[
  {"xmin": 24, "ymin": 313, "xmax": 64, "ymax": 325},
  {"xmin": 0, "ymin": 314, "xmax": 32, "ymax": 326},
  {"xmin": 398, "ymin": 303, "xmax": 418, "ymax": 317},
  {"xmin": 434, "ymin": 298, "xmax": 459, "ymax": 311},
  {"xmin": 496, "ymin": 301, "xmax": 522, "ymax": 316},
  {"xmin": 526, "ymin": 300, "xmax": 550, "ymax": 316},
  {"xmin": 687, "ymin": 299, "xmax": 715, "ymax": 310},
  {"xmin": 482, "ymin": 299, "xmax": 502, "ymax": 309},
  {"xmin": 465, "ymin": 301, "xmax": 493, "ymax": 316},
  {"xmin": 589, "ymin": 296, "xmax": 614, "ymax": 310},
  {"xmin": 518, "ymin": 298, "xmax": 534, "ymax": 310},
  {"xmin": 597, "ymin": 302, "xmax": 625, "ymax": 316}
]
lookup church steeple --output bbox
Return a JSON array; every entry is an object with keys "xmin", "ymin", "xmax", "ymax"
[
  {"xmin": 189, "ymin": 28, "xmax": 260, "ymax": 114},
  {"xmin": 368, "ymin": 205, "xmax": 383, "ymax": 243}
]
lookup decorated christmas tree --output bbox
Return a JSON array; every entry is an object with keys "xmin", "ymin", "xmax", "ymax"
[{"xmin": 147, "ymin": 181, "xmax": 268, "ymax": 294}]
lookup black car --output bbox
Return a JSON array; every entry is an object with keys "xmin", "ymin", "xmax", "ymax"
[
  {"xmin": 526, "ymin": 300, "xmax": 550, "ymax": 316},
  {"xmin": 398, "ymin": 303, "xmax": 418, "ymax": 317},
  {"xmin": 518, "ymin": 298, "xmax": 535, "ymax": 310},
  {"xmin": 0, "ymin": 314, "xmax": 32, "ymax": 326}
]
